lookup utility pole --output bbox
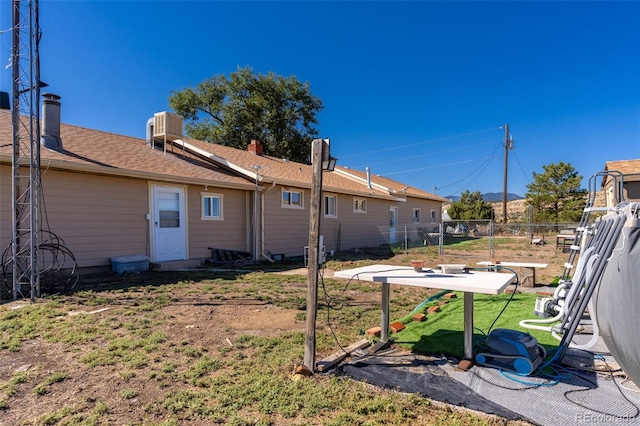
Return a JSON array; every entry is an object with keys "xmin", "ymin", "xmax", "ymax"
[
  {"xmin": 502, "ymin": 124, "xmax": 512, "ymax": 224},
  {"xmin": 303, "ymin": 139, "xmax": 324, "ymax": 372},
  {"xmin": 302, "ymin": 139, "xmax": 336, "ymax": 373}
]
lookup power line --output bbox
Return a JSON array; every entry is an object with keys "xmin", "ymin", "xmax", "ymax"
[
  {"xmin": 510, "ymin": 132, "xmax": 546, "ymax": 172},
  {"xmin": 510, "ymin": 149, "xmax": 534, "ymax": 193},
  {"xmin": 380, "ymin": 158, "xmax": 483, "ymax": 176},
  {"xmin": 445, "ymin": 161, "xmax": 495, "ymax": 195},
  {"xmin": 508, "ymin": 165, "xmax": 527, "ymax": 197},
  {"xmin": 338, "ymin": 126, "xmax": 501, "ymax": 159},
  {"xmin": 433, "ymin": 143, "xmax": 502, "ymax": 194},
  {"xmin": 352, "ymin": 140, "xmax": 497, "ymax": 169},
  {"xmin": 445, "ymin": 158, "xmax": 498, "ymax": 196}
]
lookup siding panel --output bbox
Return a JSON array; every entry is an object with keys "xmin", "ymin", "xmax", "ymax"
[
  {"xmin": 263, "ymin": 187, "xmax": 310, "ymax": 257},
  {"xmin": 0, "ymin": 166, "xmax": 12, "ymax": 253},
  {"xmin": 260, "ymin": 186, "xmax": 446, "ymax": 258},
  {"xmin": 0, "ymin": 166, "xmax": 251, "ymax": 268},
  {"xmin": 187, "ymin": 187, "xmax": 248, "ymax": 259},
  {"xmin": 42, "ymin": 172, "xmax": 149, "ymax": 267},
  {"xmin": 336, "ymin": 197, "xmax": 390, "ymax": 250}
]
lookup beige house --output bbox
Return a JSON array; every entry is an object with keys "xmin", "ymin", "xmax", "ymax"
[
  {"xmin": 601, "ymin": 159, "xmax": 640, "ymax": 207},
  {"xmin": 170, "ymin": 134, "xmax": 448, "ymax": 260},
  {"xmin": 0, "ymin": 96, "xmax": 447, "ymax": 270},
  {"xmin": 1, "ymin": 103, "xmax": 254, "ymax": 269}
]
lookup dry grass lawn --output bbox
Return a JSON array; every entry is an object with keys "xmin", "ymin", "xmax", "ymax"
[{"xmin": 0, "ymin": 237, "xmax": 565, "ymax": 425}]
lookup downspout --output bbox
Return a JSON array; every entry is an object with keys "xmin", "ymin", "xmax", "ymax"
[
  {"xmin": 261, "ymin": 182, "xmax": 277, "ymax": 262},
  {"xmin": 253, "ymin": 172, "xmax": 260, "ymax": 262},
  {"xmin": 245, "ymin": 192, "xmax": 251, "ymax": 253}
]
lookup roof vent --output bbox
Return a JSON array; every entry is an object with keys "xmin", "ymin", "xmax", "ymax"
[
  {"xmin": 41, "ymin": 93, "xmax": 63, "ymax": 151},
  {"xmin": 153, "ymin": 111, "xmax": 183, "ymax": 141}
]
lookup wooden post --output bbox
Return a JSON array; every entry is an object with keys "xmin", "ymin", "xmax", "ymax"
[
  {"xmin": 502, "ymin": 123, "xmax": 510, "ymax": 224},
  {"xmin": 303, "ymin": 139, "xmax": 324, "ymax": 371}
]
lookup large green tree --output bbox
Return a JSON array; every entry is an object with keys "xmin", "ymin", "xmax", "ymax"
[
  {"xmin": 169, "ymin": 66, "xmax": 323, "ymax": 164},
  {"xmin": 448, "ymin": 190, "xmax": 494, "ymax": 220},
  {"xmin": 526, "ymin": 162, "xmax": 587, "ymax": 223}
]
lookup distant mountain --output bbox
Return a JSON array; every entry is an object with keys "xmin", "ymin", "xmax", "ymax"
[
  {"xmin": 444, "ymin": 192, "xmax": 524, "ymax": 202},
  {"xmin": 483, "ymin": 192, "xmax": 524, "ymax": 202}
]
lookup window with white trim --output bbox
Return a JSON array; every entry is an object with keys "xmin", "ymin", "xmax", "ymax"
[
  {"xmin": 353, "ymin": 197, "xmax": 367, "ymax": 213},
  {"xmin": 412, "ymin": 208, "xmax": 420, "ymax": 223},
  {"xmin": 324, "ymin": 195, "xmax": 337, "ymax": 218},
  {"xmin": 282, "ymin": 189, "xmax": 303, "ymax": 208},
  {"xmin": 202, "ymin": 193, "xmax": 223, "ymax": 220},
  {"xmin": 430, "ymin": 209, "xmax": 437, "ymax": 223}
]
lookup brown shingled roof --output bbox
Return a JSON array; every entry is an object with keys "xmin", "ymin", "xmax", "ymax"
[
  {"xmin": 1, "ymin": 109, "xmax": 448, "ymax": 202},
  {"xmin": 602, "ymin": 159, "xmax": 640, "ymax": 187},
  {"xmin": 605, "ymin": 159, "xmax": 640, "ymax": 175},
  {"xmin": 333, "ymin": 166, "xmax": 449, "ymax": 202},
  {"xmin": 175, "ymin": 137, "xmax": 445, "ymax": 201},
  {"xmin": 0, "ymin": 110, "xmax": 253, "ymax": 189}
]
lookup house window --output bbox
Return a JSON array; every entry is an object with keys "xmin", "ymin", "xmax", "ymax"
[
  {"xmin": 412, "ymin": 208, "xmax": 420, "ymax": 223},
  {"xmin": 430, "ymin": 209, "xmax": 437, "ymax": 223},
  {"xmin": 202, "ymin": 193, "xmax": 223, "ymax": 220},
  {"xmin": 324, "ymin": 195, "xmax": 337, "ymax": 218},
  {"xmin": 282, "ymin": 189, "xmax": 303, "ymax": 208},
  {"xmin": 353, "ymin": 197, "xmax": 367, "ymax": 213}
]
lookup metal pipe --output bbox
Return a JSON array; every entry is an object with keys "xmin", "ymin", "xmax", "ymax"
[{"xmin": 261, "ymin": 184, "xmax": 275, "ymax": 263}]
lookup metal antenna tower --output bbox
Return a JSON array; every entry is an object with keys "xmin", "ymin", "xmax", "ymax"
[{"xmin": 11, "ymin": 0, "xmax": 42, "ymax": 300}]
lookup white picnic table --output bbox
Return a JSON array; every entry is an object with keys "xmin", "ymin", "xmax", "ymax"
[
  {"xmin": 333, "ymin": 264, "xmax": 516, "ymax": 361},
  {"xmin": 476, "ymin": 261, "xmax": 548, "ymax": 287}
]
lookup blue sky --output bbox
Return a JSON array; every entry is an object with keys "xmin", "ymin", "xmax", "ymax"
[{"xmin": 1, "ymin": 1, "xmax": 638, "ymax": 197}]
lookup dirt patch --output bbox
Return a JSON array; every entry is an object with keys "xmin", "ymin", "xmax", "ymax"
[{"xmin": 162, "ymin": 303, "xmax": 303, "ymax": 343}]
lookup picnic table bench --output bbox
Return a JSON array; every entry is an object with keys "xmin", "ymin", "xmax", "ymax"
[
  {"xmin": 476, "ymin": 261, "xmax": 548, "ymax": 287},
  {"xmin": 556, "ymin": 234, "xmax": 577, "ymax": 252}
]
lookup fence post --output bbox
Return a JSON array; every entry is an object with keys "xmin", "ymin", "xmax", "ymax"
[
  {"xmin": 489, "ymin": 221, "xmax": 495, "ymax": 257},
  {"xmin": 438, "ymin": 223, "xmax": 444, "ymax": 255},
  {"xmin": 404, "ymin": 225, "xmax": 408, "ymax": 254}
]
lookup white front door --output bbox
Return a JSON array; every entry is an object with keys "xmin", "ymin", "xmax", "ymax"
[
  {"xmin": 389, "ymin": 207, "xmax": 398, "ymax": 244},
  {"xmin": 152, "ymin": 186, "xmax": 187, "ymax": 261}
]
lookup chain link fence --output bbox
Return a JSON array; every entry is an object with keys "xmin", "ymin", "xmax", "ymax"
[
  {"xmin": 491, "ymin": 222, "xmax": 581, "ymax": 237},
  {"xmin": 402, "ymin": 221, "xmax": 582, "ymax": 258},
  {"xmin": 403, "ymin": 220, "xmax": 493, "ymax": 258}
]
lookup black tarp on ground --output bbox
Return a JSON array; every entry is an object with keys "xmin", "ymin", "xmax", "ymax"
[{"xmin": 332, "ymin": 349, "xmax": 527, "ymax": 422}]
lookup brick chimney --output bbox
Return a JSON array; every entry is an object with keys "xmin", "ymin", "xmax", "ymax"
[{"xmin": 248, "ymin": 139, "xmax": 264, "ymax": 155}]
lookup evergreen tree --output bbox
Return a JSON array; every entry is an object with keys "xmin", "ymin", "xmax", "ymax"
[
  {"xmin": 448, "ymin": 190, "xmax": 494, "ymax": 220},
  {"xmin": 526, "ymin": 162, "xmax": 586, "ymax": 223}
]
